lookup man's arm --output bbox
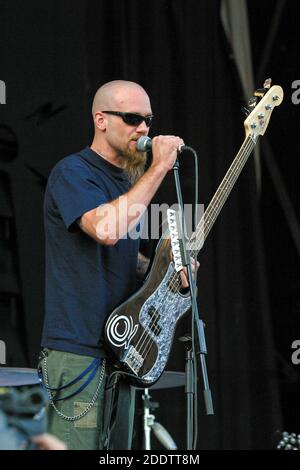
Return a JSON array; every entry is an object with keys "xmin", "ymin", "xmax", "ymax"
[
  {"xmin": 79, "ymin": 135, "xmax": 183, "ymax": 245},
  {"xmin": 78, "ymin": 163, "xmax": 166, "ymax": 245}
]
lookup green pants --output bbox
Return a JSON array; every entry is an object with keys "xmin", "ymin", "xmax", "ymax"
[{"xmin": 39, "ymin": 349, "xmax": 135, "ymax": 450}]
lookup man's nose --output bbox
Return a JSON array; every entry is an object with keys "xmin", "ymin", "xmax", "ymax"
[{"xmin": 136, "ymin": 120, "xmax": 148, "ymax": 133}]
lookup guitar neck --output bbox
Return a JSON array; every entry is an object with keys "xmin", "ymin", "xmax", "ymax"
[{"xmin": 188, "ymin": 134, "xmax": 257, "ymax": 255}]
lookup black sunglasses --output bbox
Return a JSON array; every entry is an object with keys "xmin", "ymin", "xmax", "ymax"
[{"xmin": 102, "ymin": 111, "xmax": 153, "ymax": 127}]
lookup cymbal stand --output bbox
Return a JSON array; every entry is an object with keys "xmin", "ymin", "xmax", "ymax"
[
  {"xmin": 142, "ymin": 388, "xmax": 157, "ymax": 450},
  {"xmin": 142, "ymin": 388, "xmax": 178, "ymax": 450}
]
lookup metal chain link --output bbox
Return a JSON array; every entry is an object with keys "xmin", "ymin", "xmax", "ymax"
[{"xmin": 43, "ymin": 356, "xmax": 106, "ymax": 421}]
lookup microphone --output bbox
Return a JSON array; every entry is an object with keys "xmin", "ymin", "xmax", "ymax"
[
  {"xmin": 136, "ymin": 136, "xmax": 152, "ymax": 151},
  {"xmin": 136, "ymin": 136, "xmax": 187, "ymax": 153}
]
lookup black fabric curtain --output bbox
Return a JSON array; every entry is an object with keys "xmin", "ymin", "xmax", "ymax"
[{"xmin": 0, "ymin": 0, "xmax": 282, "ymax": 449}]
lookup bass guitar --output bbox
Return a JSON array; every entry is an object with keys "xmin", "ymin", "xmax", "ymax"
[{"xmin": 105, "ymin": 80, "xmax": 283, "ymax": 387}]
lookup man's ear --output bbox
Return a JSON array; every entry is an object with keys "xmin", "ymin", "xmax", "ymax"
[{"xmin": 94, "ymin": 112, "xmax": 106, "ymax": 131}]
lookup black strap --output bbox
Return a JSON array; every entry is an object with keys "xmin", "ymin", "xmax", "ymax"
[
  {"xmin": 102, "ymin": 372, "xmax": 119, "ymax": 449},
  {"xmin": 102, "ymin": 372, "xmax": 135, "ymax": 450}
]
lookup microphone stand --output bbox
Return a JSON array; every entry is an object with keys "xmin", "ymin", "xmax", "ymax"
[{"xmin": 173, "ymin": 156, "xmax": 214, "ymax": 450}]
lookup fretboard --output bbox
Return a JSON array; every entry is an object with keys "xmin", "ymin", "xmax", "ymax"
[{"xmin": 188, "ymin": 134, "xmax": 257, "ymax": 255}]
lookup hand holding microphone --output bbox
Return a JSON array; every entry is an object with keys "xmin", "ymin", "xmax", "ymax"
[
  {"xmin": 136, "ymin": 136, "xmax": 187, "ymax": 153},
  {"xmin": 136, "ymin": 135, "xmax": 186, "ymax": 172}
]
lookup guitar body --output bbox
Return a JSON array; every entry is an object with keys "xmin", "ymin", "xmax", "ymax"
[{"xmin": 105, "ymin": 232, "xmax": 192, "ymax": 387}]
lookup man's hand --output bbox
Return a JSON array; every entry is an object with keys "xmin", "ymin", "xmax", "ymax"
[
  {"xmin": 179, "ymin": 258, "xmax": 199, "ymax": 289},
  {"xmin": 31, "ymin": 433, "xmax": 67, "ymax": 450},
  {"xmin": 151, "ymin": 135, "xmax": 185, "ymax": 172}
]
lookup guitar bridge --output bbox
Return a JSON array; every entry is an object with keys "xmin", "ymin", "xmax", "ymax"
[{"xmin": 122, "ymin": 346, "xmax": 144, "ymax": 375}]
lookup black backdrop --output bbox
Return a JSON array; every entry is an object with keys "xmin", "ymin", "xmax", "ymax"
[{"xmin": 0, "ymin": 0, "xmax": 299, "ymax": 450}]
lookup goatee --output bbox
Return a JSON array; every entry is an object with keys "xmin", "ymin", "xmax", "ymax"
[{"xmin": 122, "ymin": 148, "xmax": 147, "ymax": 183}]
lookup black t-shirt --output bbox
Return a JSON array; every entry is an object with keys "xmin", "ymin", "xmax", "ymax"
[{"xmin": 41, "ymin": 147, "xmax": 140, "ymax": 358}]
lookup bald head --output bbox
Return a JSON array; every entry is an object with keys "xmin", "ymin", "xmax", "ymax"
[
  {"xmin": 90, "ymin": 80, "xmax": 151, "ymax": 180},
  {"xmin": 92, "ymin": 80, "xmax": 150, "ymax": 115}
]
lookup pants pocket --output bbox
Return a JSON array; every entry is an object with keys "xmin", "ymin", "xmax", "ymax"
[{"xmin": 74, "ymin": 402, "xmax": 98, "ymax": 428}]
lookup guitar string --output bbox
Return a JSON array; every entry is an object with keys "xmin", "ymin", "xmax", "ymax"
[
  {"xmin": 134, "ymin": 136, "xmax": 256, "ymax": 364},
  {"xmin": 130, "ymin": 136, "xmax": 256, "ymax": 367}
]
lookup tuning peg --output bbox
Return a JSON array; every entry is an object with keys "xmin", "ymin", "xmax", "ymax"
[
  {"xmin": 254, "ymin": 79, "xmax": 272, "ymax": 98},
  {"xmin": 248, "ymin": 96, "xmax": 258, "ymax": 108},
  {"xmin": 241, "ymin": 106, "xmax": 250, "ymax": 116},
  {"xmin": 263, "ymin": 78, "xmax": 272, "ymax": 89},
  {"xmin": 254, "ymin": 88, "xmax": 267, "ymax": 98}
]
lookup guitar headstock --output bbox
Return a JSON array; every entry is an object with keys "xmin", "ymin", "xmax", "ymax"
[{"xmin": 244, "ymin": 79, "xmax": 284, "ymax": 141}]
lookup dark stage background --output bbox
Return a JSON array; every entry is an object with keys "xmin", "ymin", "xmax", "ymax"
[{"xmin": 0, "ymin": 0, "xmax": 299, "ymax": 450}]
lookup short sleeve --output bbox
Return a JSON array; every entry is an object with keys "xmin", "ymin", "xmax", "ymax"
[{"xmin": 49, "ymin": 165, "xmax": 109, "ymax": 231}]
